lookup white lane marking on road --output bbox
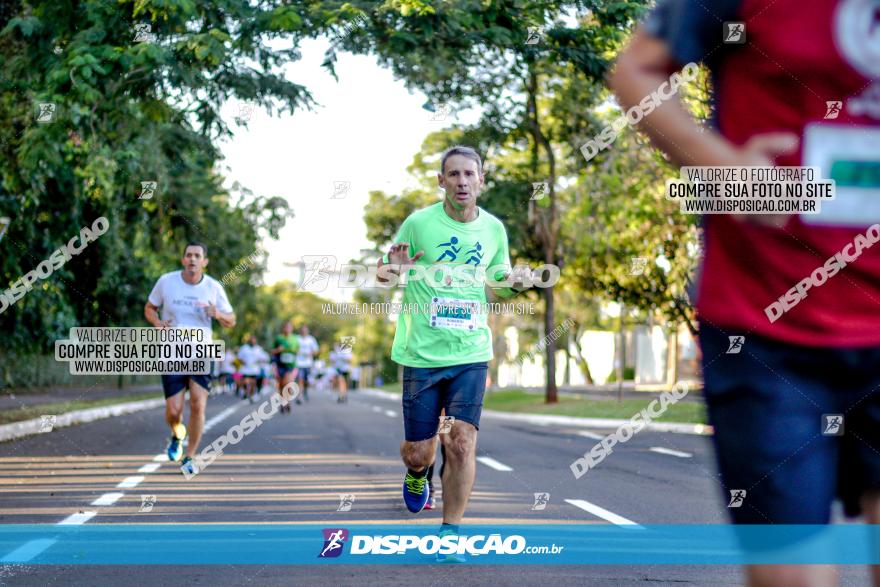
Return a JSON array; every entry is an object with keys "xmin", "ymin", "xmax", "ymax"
[
  {"xmin": 46, "ymin": 402, "xmax": 241, "ymax": 531},
  {"xmin": 0, "ymin": 538, "xmax": 57, "ymax": 563},
  {"xmin": 577, "ymin": 431, "xmax": 605, "ymax": 440},
  {"xmin": 204, "ymin": 405, "xmax": 240, "ymax": 432},
  {"xmin": 91, "ymin": 493, "xmax": 124, "ymax": 506},
  {"xmin": 383, "ymin": 410, "xmax": 397, "ymax": 418},
  {"xmin": 565, "ymin": 499, "xmax": 644, "ymax": 528},
  {"xmin": 58, "ymin": 511, "xmax": 97, "ymax": 525},
  {"xmin": 7, "ymin": 496, "xmax": 107, "ymax": 561},
  {"xmin": 372, "ymin": 406, "xmax": 382, "ymax": 413},
  {"xmin": 476, "ymin": 456, "xmax": 513, "ymax": 472},
  {"xmin": 649, "ymin": 447, "xmax": 692, "ymax": 458},
  {"xmin": 117, "ymin": 476, "xmax": 145, "ymax": 489}
]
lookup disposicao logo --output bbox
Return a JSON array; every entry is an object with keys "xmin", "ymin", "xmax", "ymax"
[
  {"xmin": 317, "ymin": 529, "xmax": 562, "ymax": 558},
  {"xmin": 318, "ymin": 528, "xmax": 349, "ymax": 558}
]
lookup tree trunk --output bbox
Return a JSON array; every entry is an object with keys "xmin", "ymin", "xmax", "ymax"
[
  {"xmin": 489, "ymin": 313, "xmax": 502, "ymax": 388},
  {"xmin": 526, "ymin": 67, "xmax": 559, "ymax": 404},
  {"xmin": 617, "ymin": 305, "xmax": 625, "ymax": 402},
  {"xmin": 570, "ymin": 325, "xmax": 594, "ymax": 385},
  {"xmin": 563, "ymin": 330, "xmax": 571, "ymax": 386},
  {"xmin": 544, "ymin": 287, "xmax": 558, "ymax": 402},
  {"xmin": 666, "ymin": 327, "xmax": 679, "ymax": 387}
]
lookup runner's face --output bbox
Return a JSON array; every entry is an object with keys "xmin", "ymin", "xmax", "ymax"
[
  {"xmin": 181, "ymin": 246, "xmax": 208, "ymax": 275},
  {"xmin": 282, "ymin": 322, "xmax": 292, "ymax": 335},
  {"xmin": 439, "ymin": 155, "xmax": 483, "ymax": 210}
]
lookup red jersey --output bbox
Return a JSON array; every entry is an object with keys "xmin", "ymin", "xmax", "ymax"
[{"xmin": 646, "ymin": 0, "xmax": 880, "ymax": 346}]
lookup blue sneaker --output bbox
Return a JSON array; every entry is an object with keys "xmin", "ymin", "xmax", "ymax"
[
  {"xmin": 402, "ymin": 471, "xmax": 430, "ymax": 513},
  {"xmin": 180, "ymin": 456, "xmax": 196, "ymax": 477},
  {"xmin": 167, "ymin": 435, "xmax": 183, "ymax": 462},
  {"xmin": 436, "ymin": 528, "xmax": 466, "ymax": 563}
]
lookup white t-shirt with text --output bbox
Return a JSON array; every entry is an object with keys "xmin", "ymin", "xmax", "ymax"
[{"xmin": 147, "ymin": 271, "xmax": 233, "ymax": 330}]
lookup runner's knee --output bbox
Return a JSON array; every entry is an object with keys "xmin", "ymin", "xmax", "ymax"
[
  {"xmin": 445, "ymin": 437, "xmax": 474, "ymax": 461},
  {"xmin": 166, "ymin": 398, "xmax": 184, "ymax": 419},
  {"xmin": 445, "ymin": 428, "xmax": 476, "ymax": 460},
  {"xmin": 400, "ymin": 440, "xmax": 435, "ymax": 469},
  {"xmin": 189, "ymin": 398, "xmax": 207, "ymax": 415}
]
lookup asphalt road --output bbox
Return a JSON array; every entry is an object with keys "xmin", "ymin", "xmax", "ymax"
[{"xmin": 0, "ymin": 386, "xmax": 871, "ymax": 586}]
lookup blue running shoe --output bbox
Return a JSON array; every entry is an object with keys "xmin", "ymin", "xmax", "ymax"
[
  {"xmin": 403, "ymin": 471, "xmax": 430, "ymax": 513},
  {"xmin": 436, "ymin": 528, "xmax": 466, "ymax": 563},
  {"xmin": 167, "ymin": 435, "xmax": 183, "ymax": 462},
  {"xmin": 180, "ymin": 456, "xmax": 196, "ymax": 477}
]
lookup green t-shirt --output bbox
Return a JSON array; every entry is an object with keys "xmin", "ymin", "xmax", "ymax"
[
  {"xmin": 389, "ymin": 202, "xmax": 512, "ymax": 368},
  {"xmin": 274, "ymin": 334, "xmax": 299, "ymax": 365}
]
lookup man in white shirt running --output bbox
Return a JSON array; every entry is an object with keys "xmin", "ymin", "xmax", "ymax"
[
  {"xmin": 295, "ymin": 325, "xmax": 319, "ymax": 404},
  {"xmin": 219, "ymin": 349, "xmax": 236, "ymax": 394},
  {"xmin": 237, "ymin": 335, "xmax": 262, "ymax": 404},
  {"xmin": 144, "ymin": 242, "xmax": 235, "ymax": 476},
  {"xmin": 330, "ymin": 341, "xmax": 353, "ymax": 403}
]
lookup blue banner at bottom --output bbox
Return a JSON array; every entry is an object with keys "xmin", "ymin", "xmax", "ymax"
[{"xmin": 1, "ymin": 525, "xmax": 878, "ymax": 565}]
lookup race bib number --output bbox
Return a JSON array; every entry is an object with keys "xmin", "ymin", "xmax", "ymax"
[
  {"xmin": 429, "ymin": 297, "xmax": 479, "ymax": 331},
  {"xmin": 802, "ymin": 124, "xmax": 880, "ymax": 227},
  {"xmin": 280, "ymin": 353, "xmax": 295, "ymax": 364}
]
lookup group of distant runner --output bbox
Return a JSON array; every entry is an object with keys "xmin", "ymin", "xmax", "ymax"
[{"xmin": 211, "ymin": 324, "xmax": 354, "ymax": 407}]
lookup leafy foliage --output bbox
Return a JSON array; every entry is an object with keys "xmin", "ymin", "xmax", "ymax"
[{"xmin": 0, "ymin": 0, "xmax": 318, "ymax": 354}]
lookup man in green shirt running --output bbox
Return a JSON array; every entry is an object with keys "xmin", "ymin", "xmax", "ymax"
[
  {"xmin": 271, "ymin": 320, "xmax": 299, "ymax": 414},
  {"xmin": 377, "ymin": 145, "xmax": 533, "ymax": 561}
]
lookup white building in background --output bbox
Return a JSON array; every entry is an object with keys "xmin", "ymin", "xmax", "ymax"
[{"xmin": 495, "ymin": 322, "xmax": 700, "ymax": 389}]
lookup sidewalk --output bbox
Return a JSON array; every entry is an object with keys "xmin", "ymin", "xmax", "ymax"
[
  {"xmin": 0, "ymin": 396, "xmax": 167, "ymax": 442},
  {"xmin": 499, "ymin": 381, "xmax": 704, "ymax": 404},
  {"xmin": 0, "ymin": 384, "xmax": 162, "ymax": 411},
  {"xmin": 361, "ymin": 388, "xmax": 712, "ymax": 435}
]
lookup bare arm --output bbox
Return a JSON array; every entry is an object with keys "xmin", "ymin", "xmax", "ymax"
[
  {"xmin": 214, "ymin": 311, "xmax": 236, "ymax": 329},
  {"xmin": 609, "ymin": 28, "xmax": 737, "ymax": 166},
  {"xmin": 609, "ymin": 27, "xmax": 798, "ymax": 168},
  {"xmin": 204, "ymin": 304, "xmax": 235, "ymax": 328},
  {"xmin": 376, "ymin": 257, "xmax": 392, "ymax": 285},
  {"xmin": 610, "ymin": 27, "xmax": 798, "ymax": 227},
  {"xmin": 487, "ymin": 265, "xmax": 535, "ymax": 300},
  {"xmin": 144, "ymin": 302, "xmax": 170, "ymax": 328}
]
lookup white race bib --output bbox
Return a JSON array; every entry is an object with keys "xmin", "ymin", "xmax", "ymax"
[
  {"xmin": 802, "ymin": 123, "xmax": 880, "ymax": 227},
  {"xmin": 280, "ymin": 352, "xmax": 295, "ymax": 364},
  {"xmin": 429, "ymin": 297, "xmax": 479, "ymax": 331}
]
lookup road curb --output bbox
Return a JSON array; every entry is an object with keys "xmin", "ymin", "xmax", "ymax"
[
  {"xmin": 0, "ymin": 398, "xmax": 165, "ymax": 443},
  {"xmin": 480, "ymin": 410, "xmax": 712, "ymax": 435},
  {"xmin": 360, "ymin": 388, "xmax": 402, "ymax": 401},
  {"xmin": 359, "ymin": 388, "xmax": 712, "ymax": 436}
]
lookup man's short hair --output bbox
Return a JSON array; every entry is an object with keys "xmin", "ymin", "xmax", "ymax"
[
  {"xmin": 441, "ymin": 145, "xmax": 483, "ymax": 175},
  {"xmin": 183, "ymin": 241, "xmax": 208, "ymax": 257}
]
